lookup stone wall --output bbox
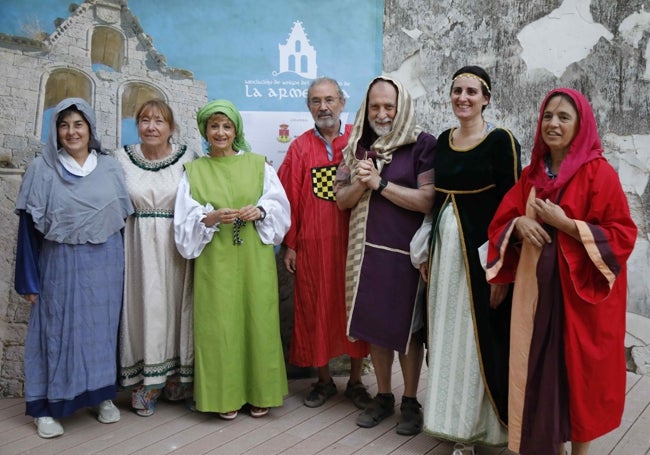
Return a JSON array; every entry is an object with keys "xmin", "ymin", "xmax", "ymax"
[
  {"xmin": 0, "ymin": 0, "xmax": 648, "ymax": 397},
  {"xmin": 382, "ymin": 0, "xmax": 649, "ymax": 317},
  {"xmin": 0, "ymin": 169, "xmax": 28, "ymax": 397},
  {"xmin": 0, "ymin": 0, "xmax": 207, "ymax": 397}
]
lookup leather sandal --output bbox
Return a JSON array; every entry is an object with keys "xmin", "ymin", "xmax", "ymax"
[{"xmin": 396, "ymin": 398, "xmax": 422, "ymax": 435}]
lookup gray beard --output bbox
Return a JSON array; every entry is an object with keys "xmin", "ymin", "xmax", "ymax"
[
  {"xmin": 315, "ymin": 117, "xmax": 337, "ymax": 130},
  {"xmin": 371, "ymin": 123, "xmax": 392, "ymax": 137}
]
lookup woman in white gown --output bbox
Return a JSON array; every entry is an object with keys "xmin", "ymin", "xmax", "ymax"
[{"xmin": 115, "ymin": 99, "xmax": 196, "ymax": 417}]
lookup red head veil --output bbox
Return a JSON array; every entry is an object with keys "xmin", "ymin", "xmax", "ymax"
[{"xmin": 527, "ymin": 88, "xmax": 603, "ymax": 200}]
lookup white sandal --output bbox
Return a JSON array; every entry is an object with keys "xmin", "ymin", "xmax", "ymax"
[
  {"xmin": 250, "ymin": 406, "xmax": 269, "ymax": 418},
  {"xmin": 452, "ymin": 443, "xmax": 476, "ymax": 455},
  {"xmin": 218, "ymin": 410, "xmax": 238, "ymax": 420}
]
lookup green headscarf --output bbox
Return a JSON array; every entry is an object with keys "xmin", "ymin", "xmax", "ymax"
[{"xmin": 196, "ymin": 99, "xmax": 252, "ymax": 152}]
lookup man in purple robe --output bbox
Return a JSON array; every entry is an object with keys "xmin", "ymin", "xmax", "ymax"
[{"xmin": 335, "ymin": 76, "xmax": 436, "ymax": 435}]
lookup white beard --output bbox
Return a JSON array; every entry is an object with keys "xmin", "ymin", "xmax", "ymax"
[{"xmin": 371, "ymin": 122, "xmax": 392, "ymax": 137}]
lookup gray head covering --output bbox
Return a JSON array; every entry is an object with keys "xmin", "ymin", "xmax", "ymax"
[
  {"xmin": 43, "ymin": 97, "xmax": 104, "ymax": 170},
  {"xmin": 16, "ymin": 97, "xmax": 133, "ymax": 244}
]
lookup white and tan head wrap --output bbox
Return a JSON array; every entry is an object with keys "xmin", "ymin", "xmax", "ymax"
[
  {"xmin": 343, "ymin": 76, "xmax": 422, "ymax": 174},
  {"xmin": 342, "ymin": 76, "xmax": 423, "ymax": 326}
]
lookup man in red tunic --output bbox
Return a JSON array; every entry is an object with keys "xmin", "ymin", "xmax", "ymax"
[{"xmin": 278, "ymin": 77, "xmax": 370, "ymax": 409}]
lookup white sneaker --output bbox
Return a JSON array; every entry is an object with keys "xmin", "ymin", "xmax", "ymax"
[
  {"xmin": 34, "ymin": 417, "xmax": 64, "ymax": 438},
  {"xmin": 452, "ymin": 443, "xmax": 476, "ymax": 455},
  {"xmin": 96, "ymin": 400, "xmax": 120, "ymax": 423}
]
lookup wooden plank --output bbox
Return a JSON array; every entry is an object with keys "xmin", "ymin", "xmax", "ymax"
[
  {"xmin": 609, "ymin": 375, "xmax": 650, "ymax": 455},
  {"xmin": 0, "ymin": 364, "xmax": 647, "ymax": 455},
  {"xmin": 0, "ymin": 400, "xmax": 33, "ymax": 437},
  {"xmin": 209, "ymin": 397, "xmax": 353, "ymax": 453},
  {"xmin": 0, "ymin": 397, "xmax": 21, "ymax": 411},
  {"xmin": 0, "ymin": 398, "xmax": 24, "ymax": 415},
  {"xmin": 35, "ymin": 393, "xmax": 197, "ymax": 455},
  {"xmin": 167, "ymin": 379, "xmax": 340, "ymax": 455},
  {"xmin": 393, "ymin": 432, "xmax": 443, "ymax": 454},
  {"xmin": 590, "ymin": 373, "xmax": 649, "ymax": 455},
  {"xmin": 138, "ymin": 381, "xmax": 309, "ymax": 455}
]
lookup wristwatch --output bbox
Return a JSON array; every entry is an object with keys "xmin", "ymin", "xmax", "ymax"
[
  {"xmin": 376, "ymin": 178, "xmax": 388, "ymax": 194},
  {"xmin": 257, "ymin": 206, "xmax": 267, "ymax": 221}
]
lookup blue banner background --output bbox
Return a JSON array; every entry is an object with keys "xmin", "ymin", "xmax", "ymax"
[
  {"xmin": 0, "ymin": 0, "xmax": 383, "ymax": 111},
  {"xmin": 0, "ymin": 0, "xmax": 383, "ymax": 166}
]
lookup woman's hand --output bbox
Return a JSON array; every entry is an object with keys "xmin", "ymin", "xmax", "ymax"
[
  {"xmin": 489, "ymin": 283, "xmax": 509, "ymax": 309},
  {"xmin": 419, "ymin": 262, "xmax": 428, "ymax": 283},
  {"xmin": 23, "ymin": 294, "xmax": 38, "ymax": 305},
  {"xmin": 530, "ymin": 198, "xmax": 567, "ymax": 226},
  {"xmin": 203, "ymin": 208, "xmax": 239, "ymax": 226},
  {"xmin": 530, "ymin": 198, "xmax": 579, "ymax": 239},
  {"xmin": 515, "ymin": 215, "xmax": 552, "ymax": 247},
  {"xmin": 237, "ymin": 204, "xmax": 264, "ymax": 222}
]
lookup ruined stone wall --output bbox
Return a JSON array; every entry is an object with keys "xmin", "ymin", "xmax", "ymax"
[
  {"xmin": 382, "ymin": 0, "xmax": 650, "ymax": 317},
  {"xmin": 0, "ymin": 0, "xmax": 206, "ymax": 397}
]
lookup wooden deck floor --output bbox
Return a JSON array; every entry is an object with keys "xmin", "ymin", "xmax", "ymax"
[{"xmin": 1, "ymin": 366, "xmax": 648, "ymax": 454}]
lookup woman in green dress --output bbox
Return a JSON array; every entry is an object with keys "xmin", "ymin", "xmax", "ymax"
[{"xmin": 174, "ymin": 99, "xmax": 290, "ymax": 420}]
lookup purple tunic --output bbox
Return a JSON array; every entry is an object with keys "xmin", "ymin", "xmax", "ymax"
[{"xmin": 348, "ymin": 133, "xmax": 436, "ymax": 352}]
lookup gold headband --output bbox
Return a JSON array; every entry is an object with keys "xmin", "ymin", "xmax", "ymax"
[{"xmin": 452, "ymin": 73, "xmax": 491, "ymax": 94}]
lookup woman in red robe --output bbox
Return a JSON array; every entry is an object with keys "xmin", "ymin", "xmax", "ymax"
[{"xmin": 486, "ymin": 88, "xmax": 637, "ymax": 455}]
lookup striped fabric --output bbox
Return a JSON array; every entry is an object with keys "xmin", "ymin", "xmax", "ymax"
[
  {"xmin": 342, "ymin": 76, "xmax": 422, "ymax": 325},
  {"xmin": 423, "ymin": 205, "xmax": 507, "ymax": 446}
]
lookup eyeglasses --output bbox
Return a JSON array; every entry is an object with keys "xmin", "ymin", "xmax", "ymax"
[
  {"xmin": 233, "ymin": 218, "xmax": 246, "ymax": 245},
  {"xmin": 308, "ymin": 97, "xmax": 339, "ymax": 107}
]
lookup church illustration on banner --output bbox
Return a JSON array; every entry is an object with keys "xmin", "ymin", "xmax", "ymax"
[{"xmin": 275, "ymin": 21, "xmax": 317, "ymax": 79}]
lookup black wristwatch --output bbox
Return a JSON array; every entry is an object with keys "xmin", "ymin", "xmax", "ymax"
[
  {"xmin": 257, "ymin": 206, "xmax": 267, "ymax": 221},
  {"xmin": 376, "ymin": 178, "xmax": 388, "ymax": 194}
]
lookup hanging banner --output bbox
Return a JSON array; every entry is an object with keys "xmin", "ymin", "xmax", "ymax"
[
  {"xmin": 132, "ymin": 0, "xmax": 384, "ymax": 168},
  {"xmin": 1, "ymin": 0, "xmax": 384, "ymax": 168}
]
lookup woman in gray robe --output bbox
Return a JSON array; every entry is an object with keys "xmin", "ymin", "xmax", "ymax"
[{"xmin": 14, "ymin": 98, "xmax": 133, "ymax": 439}]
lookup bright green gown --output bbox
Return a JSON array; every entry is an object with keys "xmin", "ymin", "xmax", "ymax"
[{"xmin": 185, "ymin": 152, "xmax": 287, "ymax": 412}]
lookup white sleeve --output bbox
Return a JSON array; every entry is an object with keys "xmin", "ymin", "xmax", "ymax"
[
  {"xmin": 255, "ymin": 163, "xmax": 291, "ymax": 245},
  {"xmin": 173, "ymin": 172, "xmax": 219, "ymax": 259},
  {"xmin": 410, "ymin": 213, "xmax": 433, "ymax": 268}
]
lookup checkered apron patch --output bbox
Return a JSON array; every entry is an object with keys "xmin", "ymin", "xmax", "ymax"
[{"xmin": 311, "ymin": 165, "xmax": 337, "ymax": 202}]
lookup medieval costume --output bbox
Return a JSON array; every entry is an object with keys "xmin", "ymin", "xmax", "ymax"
[
  {"xmin": 15, "ymin": 98, "xmax": 133, "ymax": 419},
  {"xmin": 115, "ymin": 142, "xmax": 195, "ymax": 413},
  {"xmin": 278, "ymin": 122, "xmax": 369, "ymax": 367},
  {"xmin": 338, "ymin": 77, "xmax": 436, "ymax": 354},
  {"xmin": 174, "ymin": 100, "xmax": 290, "ymax": 414},
  {"xmin": 486, "ymin": 88, "xmax": 637, "ymax": 454},
  {"xmin": 412, "ymin": 125, "xmax": 520, "ymax": 446}
]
